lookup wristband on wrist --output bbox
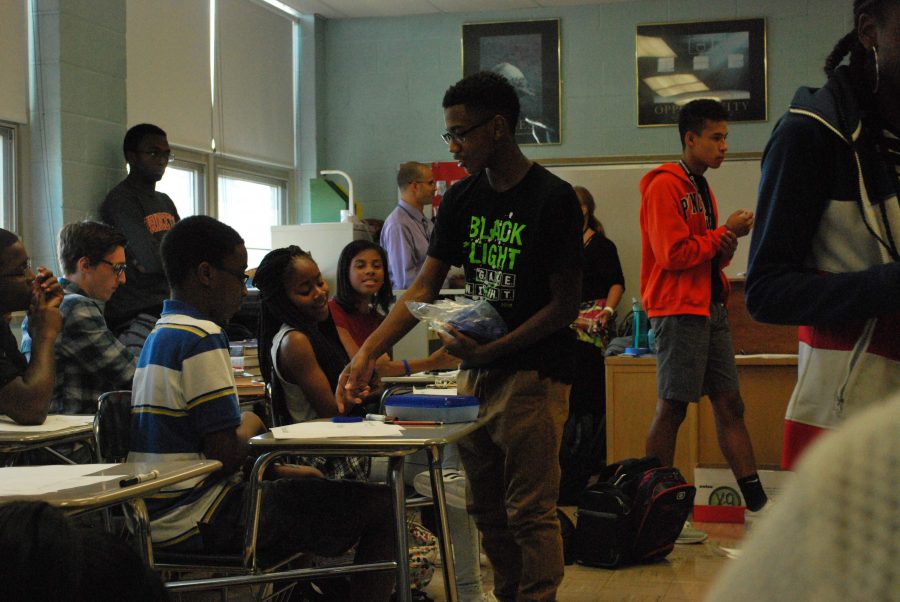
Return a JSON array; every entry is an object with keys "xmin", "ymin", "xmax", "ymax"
[
  {"xmin": 602, "ymin": 306, "xmax": 615, "ymax": 315},
  {"xmin": 402, "ymin": 359, "xmax": 411, "ymax": 376}
]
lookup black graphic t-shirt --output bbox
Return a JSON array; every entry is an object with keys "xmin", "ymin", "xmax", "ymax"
[{"xmin": 428, "ymin": 163, "xmax": 583, "ymax": 381}]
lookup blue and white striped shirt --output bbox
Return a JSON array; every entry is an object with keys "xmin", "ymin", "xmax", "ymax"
[{"xmin": 127, "ymin": 299, "xmax": 242, "ymax": 549}]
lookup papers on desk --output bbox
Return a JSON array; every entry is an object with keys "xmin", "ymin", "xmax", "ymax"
[
  {"xmin": 270, "ymin": 421, "xmax": 406, "ymax": 439},
  {"xmin": 413, "ymin": 387, "xmax": 458, "ymax": 396},
  {"xmin": 0, "ymin": 414, "xmax": 93, "ymax": 432},
  {"xmin": 0, "ymin": 464, "xmax": 120, "ymax": 495}
]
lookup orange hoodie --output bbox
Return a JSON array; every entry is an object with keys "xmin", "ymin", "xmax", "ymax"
[{"xmin": 639, "ymin": 162, "xmax": 730, "ymax": 318}]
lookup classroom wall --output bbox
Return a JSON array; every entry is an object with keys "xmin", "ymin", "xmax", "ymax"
[{"xmin": 318, "ymin": 0, "xmax": 853, "ymax": 220}]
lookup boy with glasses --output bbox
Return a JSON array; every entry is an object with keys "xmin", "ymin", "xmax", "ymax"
[
  {"xmin": 0, "ymin": 228, "xmax": 63, "ymax": 425},
  {"xmin": 23, "ymin": 221, "xmax": 136, "ymax": 415},
  {"xmin": 100, "ymin": 123, "xmax": 180, "ymax": 355},
  {"xmin": 343, "ymin": 71, "xmax": 583, "ymax": 602}
]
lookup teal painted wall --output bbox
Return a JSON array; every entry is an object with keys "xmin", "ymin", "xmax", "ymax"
[{"xmin": 319, "ymin": 0, "xmax": 852, "ymax": 220}]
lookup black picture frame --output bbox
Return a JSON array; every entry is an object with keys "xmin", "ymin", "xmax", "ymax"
[
  {"xmin": 636, "ymin": 18, "xmax": 767, "ymax": 127},
  {"xmin": 462, "ymin": 19, "xmax": 561, "ymax": 145}
]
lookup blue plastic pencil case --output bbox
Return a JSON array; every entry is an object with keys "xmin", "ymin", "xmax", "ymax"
[{"xmin": 384, "ymin": 395, "xmax": 480, "ymax": 423}]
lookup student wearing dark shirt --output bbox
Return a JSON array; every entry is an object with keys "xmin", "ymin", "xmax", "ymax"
[
  {"xmin": 0, "ymin": 228, "xmax": 63, "ymax": 425},
  {"xmin": 101, "ymin": 123, "xmax": 179, "ymax": 354},
  {"xmin": 341, "ymin": 72, "xmax": 582, "ymax": 602}
]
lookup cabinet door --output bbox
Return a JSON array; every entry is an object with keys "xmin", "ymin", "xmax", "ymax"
[{"xmin": 605, "ymin": 359, "xmax": 697, "ymax": 481}]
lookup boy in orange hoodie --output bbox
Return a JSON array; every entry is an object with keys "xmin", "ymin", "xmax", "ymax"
[{"xmin": 639, "ymin": 99, "xmax": 768, "ymax": 521}]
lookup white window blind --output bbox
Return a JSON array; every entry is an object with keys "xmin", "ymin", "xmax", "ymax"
[
  {"xmin": 0, "ymin": 0, "xmax": 28, "ymax": 124},
  {"xmin": 126, "ymin": 0, "xmax": 212, "ymax": 152},
  {"xmin": 215, "ymin": 0, "xmax": 295, "ymax": 168}
]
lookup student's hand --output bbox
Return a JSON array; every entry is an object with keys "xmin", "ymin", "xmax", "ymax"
[
  {"xmin": 338, "ymin": 353, "xmax": 377, "ymax": 410},
  {"xmin": 426, "ymin": 346, "xmax": 462, "ymax": 371},
  {"xmin": 725, "ymin": 210, "xmax": 754, "ymax": 237},
  {"xmin": 436, "ymin": 324, "xmax": 492, "ymax": 364},
  {"xmin": 717, "ymin": 230, "xmax": 738, "ymax": 263},
  {"xmin": 27, "ymin": 268, "xmax": 62, "ymax": 338}
]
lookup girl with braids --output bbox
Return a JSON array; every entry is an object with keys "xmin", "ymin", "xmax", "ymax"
[
  {"xmin": 746, "ymin": 0, "xmax": 900, "ymax": 469},
  {"xmin": 329, "ymin": 239, "xmax": 458, "ymax": 375},
  {"xmin": 255, "ymin": 245, "xmax": 370, "ymax": 481}
]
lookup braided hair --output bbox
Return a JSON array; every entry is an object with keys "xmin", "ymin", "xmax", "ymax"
[
  {"xmin": 254, "ymin": 246, "xmax": 349, "ymax": 397},
  {"xmin": 823, "ymin": 0, "xmax": 900, "ymax": 261},
  {"xmin": 333, "ymin": 239, "xmax": 393, "ymax": 316}
]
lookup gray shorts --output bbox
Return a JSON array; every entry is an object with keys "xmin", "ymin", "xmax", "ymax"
[{"xmin": 651, "ymin": 304, "xmax": 739, "ymax": 403}]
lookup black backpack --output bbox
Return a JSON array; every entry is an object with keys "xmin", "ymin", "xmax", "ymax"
[{"xmin": 574, "ymin": 456, "xmax": 695, "ymax": 568}]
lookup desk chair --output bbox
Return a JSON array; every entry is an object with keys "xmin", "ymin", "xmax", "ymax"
[{"xmin": 94, "ymin": 390, "xmax": 374, "ymax": 602}]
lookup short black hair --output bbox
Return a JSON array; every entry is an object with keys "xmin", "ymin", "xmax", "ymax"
[
  {"xmin": 678, "ymin": 99, "xmax": 728, "ymax": 148},
  {"xmin": 57, "ymin": 221, "xmax": 127, "ymax": 275},
  {"xmin": 161, "ymin": 215, "xmax": 244, "ymax": 289},
  {"xmin": 0, "ymin": 228, "xmax": 18, "ymax": 253},
  {"xmin": 122, "ymin": 123, "xmax": 167, "ymax": 158},
  {"xmin": 442, "ymin": 71, "xmax": 520, "ymax": 135}
]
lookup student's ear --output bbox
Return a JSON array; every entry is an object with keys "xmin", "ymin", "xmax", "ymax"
[
  {"xmin": 77, "ymin": 256, "xmax": 91, "ymax": 273},
  {"xmin": 857, "ymin": 12, "xmax": 877, "ymax": 50},
  {"xmin": 196, "ymin": 261, "xmax": 214, "ymax": 286},
  {"xmin": 684, "ymin": 131, "xmax": 696, "ymax": 148}
]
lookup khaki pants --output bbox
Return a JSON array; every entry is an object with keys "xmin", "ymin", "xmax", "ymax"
[{"xmin": 457, "ymin": 369, "xmax": 570, "ymax": 602}]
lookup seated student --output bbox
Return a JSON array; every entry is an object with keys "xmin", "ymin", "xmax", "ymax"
[
  {"xmin": 255, "ymin": 246, "xmax": 372, "ymax": 481},
  {"xmin": 22, "ymin": 221, "xmax": 136, "ymax": 414},
  {"xmin": 0, "ymin": 228, "xmax": 63, "ymax": 425},
  {"xmin": 0, "ymin": 501, "xmax": 168, "ymax": 602},
  {"xmin": 127, "ymin": 216, "xmax": 394, "ymax": 601},
  {"xmin": 328, "ymin": 239, "xmax": 458, "ymax": 376}
]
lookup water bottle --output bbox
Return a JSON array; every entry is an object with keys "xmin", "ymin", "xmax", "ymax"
[{"xmin": 628, "ymin": 298, "xmax": 650, "ymax": 355}]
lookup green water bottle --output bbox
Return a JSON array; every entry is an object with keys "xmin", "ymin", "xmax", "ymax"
[{"xmin": 632, "ymin": 298, "xmax": 650, "ymax": 351}]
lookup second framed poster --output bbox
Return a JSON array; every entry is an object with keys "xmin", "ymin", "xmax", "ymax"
[
  {"xmin": 636, "ymin": 18, "xmax": 767, "ymax": 126},
  {"xmin": 462, "ymin": 19, "xmax": 561, "ymax": 145}
]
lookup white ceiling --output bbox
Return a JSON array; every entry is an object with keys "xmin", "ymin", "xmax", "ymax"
[{"xmin": 280, "ymin": 0, "xmax": 633, "ymax": 20}]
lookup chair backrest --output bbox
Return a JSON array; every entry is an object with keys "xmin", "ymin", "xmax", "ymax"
[
  {"xmin": 268, "ymin": 373, "xmax": 293, "ymax": 427},
  {"xmin": 93, "ymin": 390, "xmax": 133, "ymax": 463}
]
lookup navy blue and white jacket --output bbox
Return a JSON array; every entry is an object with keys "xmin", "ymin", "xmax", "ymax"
[{"xmin": 746, "ymin": 66, "xmax": 900, "ymax": 468}]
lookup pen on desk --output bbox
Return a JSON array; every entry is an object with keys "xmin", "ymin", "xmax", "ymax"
[
  {"xmin": 391, "ymin": 420, "xmax": 444, "ymax": 426},
  {"xmin": 332, "ymin": 416, "xmax": 363, "ymax": 423},
  {"xmin": 119, "ymin": 469, "xmax": 160, "ymax": 488},
  {"xmin": 364, "ymin": 414, "xmax": 397, "ymax": 422}
]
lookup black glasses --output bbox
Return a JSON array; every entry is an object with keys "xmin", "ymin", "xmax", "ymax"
[
  {"xmin": 214, "ymin": 264, "xmax": 250, "ymax": 287},
  {"xmin": 413, "ymin": 180, "xmax": 435, "ymax": 185},
  {"xmin": 0, "ymin": 258, "xmax": 32, "ymax": 278},
  {"xmin": 441, "ymin": 115, "xmax": 495, "ymax": 145},
  {"xmin": 97, "ymin": 259, "xmax": 127, "ymax": 276},
  {"xmin": 134, "ymin": 149, "xmax": 175, "ymax": 163}
]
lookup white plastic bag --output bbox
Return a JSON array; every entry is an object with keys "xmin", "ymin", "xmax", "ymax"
[{"xmin": 406, "ymin": 298, "xmax": 508, "ymax": 342}]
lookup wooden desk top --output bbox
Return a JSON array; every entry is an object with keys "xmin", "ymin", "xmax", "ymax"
[
  {"xmin": 0, "ymin": 415, "xmax": 94, "ymax": 452},
  {"xmin": 250, "ymin": 420, "xmax": 483, "ymax": 456},
  {"xmin": 606, "ymin": 354, "xmax": 798, "ymax": 367},
  {"xmin": 0, "ymin": 460, "xmax": 222, "ymax": 510}
]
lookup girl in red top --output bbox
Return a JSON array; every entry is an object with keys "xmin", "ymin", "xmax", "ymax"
[{"xmin": 330, "ymin": 239, "xmax": 457, "ymax": 375}]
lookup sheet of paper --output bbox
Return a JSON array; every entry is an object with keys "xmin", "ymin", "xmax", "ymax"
[
  {"xmin": 412, "ymin": 387, "xmax": 458, "ymax": 396},
  {"xmin": 270, "ymin": 421, "xmax": 406, "ymax": 439},
  {"xmin": 0, "ymin": 414, "xmax": 94, "ymax": 432},
  {"xmin": 0, "ymin": 464, "xmax": 121, "ymax": 495}
]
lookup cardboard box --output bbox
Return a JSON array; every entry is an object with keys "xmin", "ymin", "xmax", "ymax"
[{"xmin": 693, "ymin": 467, "xmax": 794, "ymax": 523}]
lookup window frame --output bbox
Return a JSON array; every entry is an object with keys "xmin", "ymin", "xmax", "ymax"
[
  {"xmin": 213, "ymin": 157, "xmax": 290, "ymax": 264},
  {"xmin": 0, "ymin": 123, "xmax": 17, "ymax": 232},
  {"xmin": 158, "ymin": 146, "xmax": 211, "ymax": 218}
]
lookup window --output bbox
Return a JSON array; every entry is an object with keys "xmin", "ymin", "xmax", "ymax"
[
  {"xmin": 156, "ymin": 151, "xmax": 207, "ymax": 219},
  {"xmin": 0, "ymin": 125, "xmax": 14, "ymax": 231},
  {"xmin": 217, "ymin": 168, "xmax": 286, "ymax": 269}
]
